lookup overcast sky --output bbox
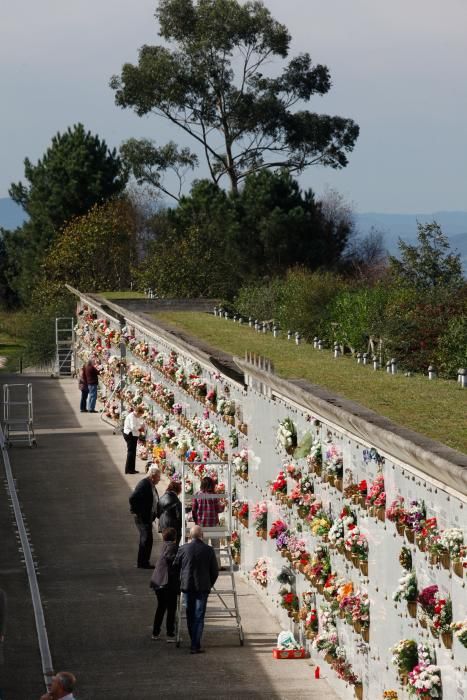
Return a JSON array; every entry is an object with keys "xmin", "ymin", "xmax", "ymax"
[{"xmin": 1, "ymin": 0, "xmax": 466, "ymax": 213}]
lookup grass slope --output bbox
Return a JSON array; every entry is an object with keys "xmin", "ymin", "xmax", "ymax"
[
  {"xmin": 154, "ymin": 311, "xmax": 467, "ymax": 455},
  {"xmin": 100, "ymin": 291, "xmax": 147, "ymax": 299}
]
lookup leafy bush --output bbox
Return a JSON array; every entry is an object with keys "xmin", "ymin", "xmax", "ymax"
[
  {"xmin": 330, "ymin": 284, "xmax": 390, "ymax": 354},
  {"xmin": 234, "ymin": 279, "xmax": 283, "ymax": 322},
  {"xmin": 276, "ymin": 269, "xmax": 344, "ymax": 340},
  {"xmin": 436, "ymin": 315, "xmax": 467, "ymax": 378}
]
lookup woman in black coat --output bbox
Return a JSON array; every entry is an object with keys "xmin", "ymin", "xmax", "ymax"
[
  {"xmin": 150, "ymin": 527, "xmax": 180, "ymax": 641},
  {"xmin": 157, "ymin": 481, "xmax": 183, "ymax": 544}
]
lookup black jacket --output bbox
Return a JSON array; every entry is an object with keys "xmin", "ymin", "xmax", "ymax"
[
  {"xmin": 173, "ymin": 538, "xmax": 218, "ymax": 593},
  {"xmin": 157, "ymin": 491, "xmax": 182, "ymax": 534},
  {"xmin": 129, "ymin": 478, "xmax": 158, "ymax": 524},
  {"xmin": 150, "ymin": 542, "xmax": 180, "ymax": 591}
]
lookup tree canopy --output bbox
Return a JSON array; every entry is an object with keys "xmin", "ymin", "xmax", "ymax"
[
  {"xmin": 111, "ymin": 0, "xmax": 359, "ymax": 198},
  {"xmin": 4, "ymin": 124, "xmax": 128, "ymax": 305}
]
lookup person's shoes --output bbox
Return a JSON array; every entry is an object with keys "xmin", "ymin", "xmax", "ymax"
[
  {"xmin": 126, "ymin": 470, "xmax": 139, "ymax": 474},
  {"xmin": 166, "ymin": 636, "xmax": 176, "ymax": 643},
  {"xmin": 80, "ymin": 409, "xmax": 88, "ymax": 413},
  {"xmin": 89, "ymin": 410, "xmax": 98, "ymax": 413},
  {"xmin": 152, "ymin": 634, "xmax": 161, "ymax": 641},
  {"xmin": 138, "ymin": 564, "xmax": 155, "ymax": 569},
  {"xmin": 195, "ymin": 649, "xmax": 205, "ymax": 654}
]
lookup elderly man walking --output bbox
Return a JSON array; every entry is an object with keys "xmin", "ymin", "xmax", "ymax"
[
  {"xmin": 129, "ymin": 466, "xmax": 161, "ymax": 569},
  {"xmin": 173, "ymin": 525, "xmax": 218, "ymax": 654}
]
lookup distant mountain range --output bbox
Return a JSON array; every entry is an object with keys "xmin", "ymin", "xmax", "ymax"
[{"xmin": 1, "ymin": 197, "xmax": 466, "ymax": 267}]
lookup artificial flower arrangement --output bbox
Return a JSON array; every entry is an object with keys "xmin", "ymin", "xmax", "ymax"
[
  {"xmin": 404, "ymin": 500, "xmax": 427, "ymax": 543},
  {"xmin": 414, "ymin": 517, "xmax": 438, "ymax": 553},
  {"xmin": 252, "ymin": 501, "xmax": 268, "ymax": 539},
  {"xmin": 277, "ymin": 417, "xmax": 298, "ymax": 456},
  {"xmin": 269, "ymin": 519, "xmax": 288, "ymax": 540},
  {"xmin": 393, "ymin": 572, "xmax": 418, "ymax": 617},
  {"xmin": 328, "ymin": 505, "xmax": 356, "ymax": 552},
  {"xmin": 269, "ymin": 470, "xmax": 288, "ymax": 503},
  {"xmin": 344, "ymin": 525, "xmax": 369, "ymax": 574},
  {"xmin": 391, "ymin": 639, "xmax": 419, "ymax": 680},
  {"xmin": 383, "ymin": 692, "xmax": 399, "ymax": 699},
  {"xmin": 232, "ymin": 449, "xmax": 249, "ymax": 480},
  {"xmin": 331, "ymin": 648, "xmax": 361, "ymax": 691},
  {"xmin": 229, "ymin": 427, "xmax": 239, "ymax": 449},
  {"xmin": 366, "ymin": 473, "xmax": 386, "ymax": 520},
  {"xmin": 386, "ymin": 496, "xmax": 407, "ymax": 535},
  {"xmin": 354, "ymin": 480, "xmax": 368, "ymax": 508},
  {"xmin": 417, "ymin": 585, "xmax": 452, "ymax": 644},
  {"xmin": 299, "ymin": 592, "xmax": 319, "ymax": 639},
  {"xmin": 324, "ymin": 443, "xmax": 343, "ymax": 487},
  {"xmin": 304, "ymin": 545, "xmax": 331, "ymax": 589},
  {"xmin": 307, "ymin": 439, "xmax": 323, "ymax": 474},
  {"xmin": 450, "ymin": 619, "xmax": 467, "ymax": 648},
  {"xmin": 310, "ymin": 510, "xmax": 333, "ymax": 539},
  {"xmin": 232, "ymin": 500, "xmax": 249, "ymax": 527},
  {"xmin": 437, "ymin": 528, "xmax": 464, "ymax": 569},
  {"xmin": 286, "ymin": 463, "xmax": 301, "ymax": 481},
  {"xmin": 407, "ymin": 644, "xmax": 442, "ymax": 699},
  {"xmin": 399, "ymin": 545, "xmax": 412, "ymax": 570},
  {"xmin": 279, "ymin": 589, "xmax": 300, "ymax": 621},
  {"xmin": 251, "ymin": 558, "xmax": 268, "ymax": 587},
  {"xmin": 231, "ymin": 530, "xmax": 241, "ymax": 564}
]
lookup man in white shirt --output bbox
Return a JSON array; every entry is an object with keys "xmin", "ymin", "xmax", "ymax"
[
  {"xmin": 123, "ymin": 405, "xmax": 145, "ymax": 474},
  {"xmin": 39, "ymin": 671, "xmax": 76, "ymax": 699}
]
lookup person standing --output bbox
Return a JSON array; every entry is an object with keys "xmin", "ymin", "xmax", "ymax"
[
  {"xmin": 150, "ymin": 527, "xmax": 179, "ymax": 642},
  {"xmin": 158, "ymin": 480, "xmax": 183, "ymax": 544},
  {"xmin": 0, "ymin": 588, "xmax": 6, "ymax": 700},
  {"xmin": 173, "ymin": 525, "xmax": 218, "ymax": 654},
  {"xmin": 123, "ymin": 405, "xmax": 145, "ymax": 474},
  {"xmin": 129, "ymin": 466, "xmax": 161, "ymax": 569},
  {"xmin": 84, "ymin": 359, "xmax": 99, "ymax": 413},
  {"xmin": 39, "ymin": 672, "xmax": 76, "ymax": 700},
  {"xmin": 78, "ymin": 364, "xmax": 88, "ymax": 413},
  {"xmin": 191, "ymin": 476, "xmax": 224, "ymax": 528}
]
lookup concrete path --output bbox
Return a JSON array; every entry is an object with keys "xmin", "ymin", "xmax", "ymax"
[{"xmin": 0, "ymin": 375, "xmax": 340, "ymax": 700}]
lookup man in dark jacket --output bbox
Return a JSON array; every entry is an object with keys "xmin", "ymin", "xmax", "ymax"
[
  {"xmin": 83, "ymin": 359, "xmax": 99, "ymax": 413},
  {"xmin": 173, "ymin": 525, "xmax": 218, "ymax": 653},
  {"xmin": 129, "ymin": 466, "xmax": 160, "ymax": 568}
]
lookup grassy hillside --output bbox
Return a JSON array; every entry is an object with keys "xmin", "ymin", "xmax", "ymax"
[{"xmin": 153, "ymin": 311, "xmax": 467, "ymax": 454}]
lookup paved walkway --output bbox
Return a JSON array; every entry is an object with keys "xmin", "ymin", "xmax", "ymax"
[{"xmin": 0, "ymin": 375, "xmax": 340, "ymax": 700}]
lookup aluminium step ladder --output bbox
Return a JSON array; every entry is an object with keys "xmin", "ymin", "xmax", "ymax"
[
  {"xmin": 176, "ymin": 460, "xmax": 244, "ymax": 647},
  {"xmin": 2, "ymin": 384, "xmax": 37, "ymax": 447}
]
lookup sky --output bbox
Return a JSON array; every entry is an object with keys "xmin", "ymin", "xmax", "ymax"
[{"xmin": 1, "ymin": 0, "xmax": 466, "ymax": 214}]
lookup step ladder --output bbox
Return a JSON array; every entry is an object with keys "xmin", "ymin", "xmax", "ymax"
[
  {"xmin": 55, "ymin": 317, "xmax": 75, "ymax": 376},
  {"xmin": 176, "ymin": 461, "xmax": 244, "ymax": 647},
  {"xmin": 2, "ymin": 383, "xmax": 37, "ymax": 447}
]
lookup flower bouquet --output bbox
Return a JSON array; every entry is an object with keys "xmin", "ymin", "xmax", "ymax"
[
  {"xmin": 450, "ymin": 619, "xmax": 467, "ymax": 648},
  {"xmin": 310, "ymin": 511, "xmax": 333, "ymax": 540},
  {"xmin": 386, "ymin": 496, "xmax": 407, "ymax": 536},
  {"xmin": 307, "ymin": 439, "xmax": 322, "ymax": 474},
  {"xmin": 304, "ymin": 607, "xmax": 319, "ymax": 639},
  {"xmin": 232, "ymin": 449, "xmax": 249, "ymax": 481},
  {"xmin": 232, "ymin": 500, "xmax": 249, "ymax": 528},
  {"xmin": 366, "ymin": 474, "xmax": 386, "ymax": 521},
  {"xmin": 270, "ymin": 470, "xmax": 288, "ymax": 505},
  {"xmin": 393, "ymin": 572, "xmax": 418, "ymax": 617},
  {"xmin": 404, "ymin": 500, "xmax": 426, "ymax": 543},
  {"xmin": 344, "ymin": 526, "xmax": 368, "ymax": 572},
  {"xmin": 438, "ymin": 527, "xmax": 464, "ymax": 570},
  {"xmin": 231, "ymin": 530, "xmax": 241, "ymax": 564},
  {"xmin": 324, "ymin": 444, "xmax": 343, "ymax": 487},
  {"xmin": 280, "ymin": 589, "xmax": 300, "ymax": 621},
  {"xmin": 407, "ymin": 645, "xmax": 442, "ymax": 698},
  {"xmin": 391, "ymin": 639, "xmax": 419, "ymax": 682},
  {"xmin": 251, "ymin": 558, "xmax": 268, "ymax": 587},
  {"xmin": 399, "ymin": 545, "xmax": 412, "ymax": 571},
  {"xmin": 277, "ymin": 417, "xmax": 298, "ymax": 456},
  {"xmin": 252, "ymin": 502, "xmax": 268, "ymax": 539},
  {"xmin": 269, "ymin": 519, "xmax": 288, "ymax": 540},
  {"xmin": 286, "ymin": 463, "xmax": 301, "ymax": 481}
]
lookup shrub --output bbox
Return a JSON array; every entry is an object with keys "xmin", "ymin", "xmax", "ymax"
[
  {"xmin": 234, "ymin": 278, "xmax": 283, "ymax": 322},
  {"xmin": 436, "ymin": 315, "xmax": 467, "ymax": 378}
]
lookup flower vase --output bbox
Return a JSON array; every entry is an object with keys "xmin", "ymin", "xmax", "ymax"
[
  {"xmin": 407, "ymin": 601, "xmax": 417, "ymax": 618},
  {"xmin": 328, "ymin": 474, "xmax": 335, "ymax": 487},
  {"xmin": 353, "ymin": 619, "xmax": 362, "ymax": 634},
  {"xmin": 361, "ymin": 626, "xmax": 369, "ymax": 643},
  {"xmin": 256, "ymin": 528, "xmax": 267, "ymax": 541},
  {"xmin": 396, "ymin": 521, "xmax": 405, "ymax": 536},
  {"xmin": 358, "ymin": 495, "xmax": 367, "ymax": 509},
  {"xmin": 416, "ymin": 535, "xmax": 426, "ymax": 552},
  {"xmin": 368, "ymin": 506, "xmax": 375, "ymax": 518},
  {"xmin": 359, "ymin": 559, "xmax": 369, "ymax": 577},
  {"xmin": 354, "ymin": 684, "xmax": 363, "ymax": 700},
  {"xmin": 399, "ymin": 673, "xmax": 408, "ymax": 687},
  {"xmin": 441, "ymin": 631, "xmax": 453, "ymax": 649},
  {"xmin": 439, "ymin": 552, "xmax": 450, "ymax": 569},
  {"xmin": 428, "ymin": 552, "xmax": 438, "ymax": 566},
  {"xmin": 335, "ymin": 477, "xmax": 343, "ymax": 492},
  {"xmin": 240, "ymin": 517, "xmax": 248, "ymax": 528},
  {"xmin": 233, "ymin": 554, "xmax": 240, "ymax": 566},
  {"xmin": 324, "ymin": 652, "xmax": 334, "ymax": 665},
  {"xmin": 405, "ymin": 528, "xmax": 415, "ymax": 544},
  {"xmin": 351, "ymin": 553, "xmax": 360, "ymax": 567},
  {"xmin": 453, "ymin": 560, "xmax": 463, "ymax": 578},
  {"xmin": 344, "ymin": 548, "xmax": 352, "ymax": 561},
  {"xmin": 351, "ymin": 493, "xmax": 360, "ymax": 505},
  {"xmin": 285, "ymin": 445, "xmax": 296, "ymax": 456},
  {"xmin": 419, "ymin": 616, "xmax": 427, "ymax": 629},
  {"xmin": 376, "ymin": 507, "xmax": 385, "ymax": 523}
]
